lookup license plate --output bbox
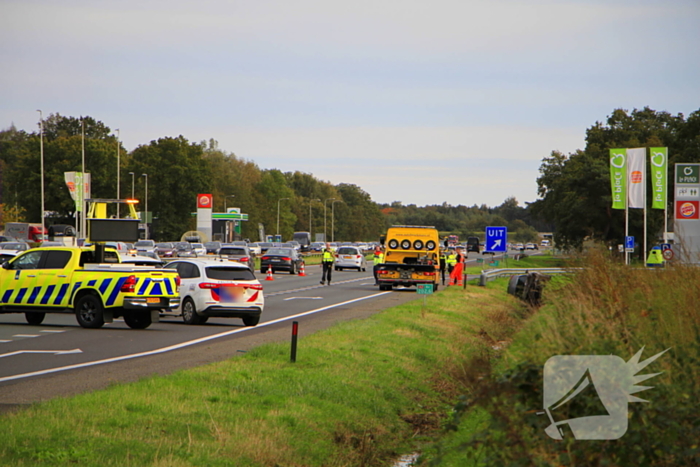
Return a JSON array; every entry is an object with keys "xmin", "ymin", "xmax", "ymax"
[
  {"xmin": 146, "ymin": 297, "xmax": 160, "ymax": 304},
  {"xmin": 271, "ymin": 259, "xmax": 280, "ymax": 262},
  {"xmin": 343, "ymin": 256, "xmax": 352, "ymax": 259}
]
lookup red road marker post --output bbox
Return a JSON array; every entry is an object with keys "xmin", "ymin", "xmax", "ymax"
[{"xmin": 290, "ymin": 321, "xmax": 299, "ymax": 363}]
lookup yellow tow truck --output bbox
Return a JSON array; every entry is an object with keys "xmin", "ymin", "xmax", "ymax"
[{"xmin": 376, "ymin": 225, "xmax": 441, "ymax": 291}]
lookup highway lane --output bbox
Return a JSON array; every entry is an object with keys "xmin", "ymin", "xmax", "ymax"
[{"xmin": 0, "ymin": 266, "xmax": 396, "ymax": 385}]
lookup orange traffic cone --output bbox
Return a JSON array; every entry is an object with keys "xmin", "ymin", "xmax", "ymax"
[
  {"xmin": 298, "ymin": 262, "xmax": 306, "ymax": 276},
  {"xmin": 265, "ymin": 264, "xmax": 274, "ymax": 281}
]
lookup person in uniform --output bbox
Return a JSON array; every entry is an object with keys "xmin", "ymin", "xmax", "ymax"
[
  {"xmin": 320, "ymin": 243, "xmax": 335, "ymax": 285},
  {"xmin": 373, "ymin": 246, "xmax": 385, "ymax": 286}
]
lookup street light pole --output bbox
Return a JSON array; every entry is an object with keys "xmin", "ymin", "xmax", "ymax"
[
  {"xmin": 116, "ymin": 129, "xmax": 120, "ymax": 218},
  {"xmin": 277, "ymin": 197, "xmax": 290, "ymax": 238},
  {"xmin": 129, "ymin": 172, "xmax": 135, "ymax": 199},
  {"xmin": 324, "ymin": 198, "xmax": 335, "ymax": 243},
  {"xmin": 141, "ymin": 173, "xmax": 148, "ymax": 239},
  {"xmin": 37, "ymin": 110, "xmax": 45, "ymax": 241},
  {"xmin": 310, "ymin": 198, "xmax": 320, "ymax": 237},
  {"xmin": 225, "ymin": 195, "xmax": 235, "ymax": 242},
  {"xmin": 331, "ymin": 199, "xmax": 343, "ymax": 243}
]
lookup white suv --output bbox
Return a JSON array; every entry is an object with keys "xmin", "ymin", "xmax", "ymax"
[
  {"xmin": 334, "ymin": 246, "xmax": 367, "ymax": 271},
  {"xmin": 164, "ymin": 259, "xmax": 264, "ymax": 326}
]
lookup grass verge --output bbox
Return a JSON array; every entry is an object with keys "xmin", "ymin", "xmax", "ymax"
[
  {"xmin": 0, "ymin": 260, "xmax": 539, "ymax": 466},
  {"xmin": 420, "ymin": 247, "xmax": 699, "ymax": 466}
]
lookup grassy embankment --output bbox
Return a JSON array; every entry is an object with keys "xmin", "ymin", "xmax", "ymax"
[
  {"xmin": 420, "ymin": 248, "xmax": 699, "ymax": 466},
  {"xmin": 1, "ymin": 251, "xmax": 695, "ymax": 465},
  {"xmin": 0, "ymin": 257, "xmax": 543, "ymax": 466}
]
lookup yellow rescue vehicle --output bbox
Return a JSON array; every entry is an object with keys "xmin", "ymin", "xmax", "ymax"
[
  {"xmin": 0, "ymin": 245, "xmax": 180, "ymax": 329},
  {"xmin": 376, "ymin": 225, "xmax": 440, "ymax": 291}
]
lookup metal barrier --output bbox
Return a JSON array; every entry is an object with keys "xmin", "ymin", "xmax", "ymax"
[{"xmin": 479, "ymin": 267, "xmax": 579, "ymax": 286}]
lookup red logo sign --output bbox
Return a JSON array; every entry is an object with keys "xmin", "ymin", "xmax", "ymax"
[
  {"xmin": 630, "ymin": 171, "xmax": 643, "ymax": 183},
  {"xmin": 676, "ymin": 200, "xmax": 699, "ymax": 219},
  {"xmin": 197, "ymin": 194, "xmax": 213, "ymax": 209}
]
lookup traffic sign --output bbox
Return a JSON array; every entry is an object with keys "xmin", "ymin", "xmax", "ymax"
[
  {"xmin": 485, "ymin": 226, "xmax": 508, "ymax": 253},
  {"xmin": 625, "ymin": 236, "xmax": 635, "ymax": 252},
  {"xmin": 662, "ymin": 249, "xmax": 674, "ymax": 260},
  {"xmin": 416, "ymin": 284, "xmax": 434, "ymax": 295},
  {"xmin": 660, "ymin": 243, "xmax": 672, "ymax": 251}
]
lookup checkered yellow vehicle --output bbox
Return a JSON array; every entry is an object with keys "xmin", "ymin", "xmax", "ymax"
[{"xmin": 0, "ymin": 246, "xmax": 180, "ymax": 329}]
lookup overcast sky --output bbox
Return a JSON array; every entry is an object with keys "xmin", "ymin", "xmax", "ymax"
[{"xmin": 2, "ymin": 0, "xmax": 699, "ymax": 207}]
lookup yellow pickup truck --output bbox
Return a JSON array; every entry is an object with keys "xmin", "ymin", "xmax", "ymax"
[
  {"xmin": 376, "ymin": 225, "xmax": 440, "ymax": 291},
  {"xmin": 0, "ymin": 246, "xmax": 180, "ymax": 329}
]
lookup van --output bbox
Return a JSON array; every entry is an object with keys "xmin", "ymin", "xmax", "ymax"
[{"xmin": 292, "ymin": 232, "xmax": 312, "ymax": 252}]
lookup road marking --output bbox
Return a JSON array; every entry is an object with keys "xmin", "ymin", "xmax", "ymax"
[
  {"xmin": 0, "ymin": 292, "xmax": 391, "ymax": 383},
  {"xmin": 12, "ymin": 334, "xmax": 40, "ymax": 338},
  {"xmin": 40, "ymin": 330, "xmax": 66, "ymax": 333},
  {"xmin": 283, "ymin": 297, "xmax": 323, "ymax": 301},
  {"xmin": 0, "ymin": 349, "xmax": 83, "ymax": 359},
  {"xmin": 0, "ymin": 340, "xmax": 12, "ymax": 343}
]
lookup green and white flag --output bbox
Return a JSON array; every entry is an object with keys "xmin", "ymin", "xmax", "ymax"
[
  {"xmin": 610, "ymin": 149, "xmax": 627, "ymax": 209},
  {"xmin": 650, "ymin": 147, "xmax": 667, "ymax": 209}
]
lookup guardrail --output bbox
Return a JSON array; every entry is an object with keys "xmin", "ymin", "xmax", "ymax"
[{"xmin": 478, "ymin": 267, "xmax": 580, "ymax": 286}]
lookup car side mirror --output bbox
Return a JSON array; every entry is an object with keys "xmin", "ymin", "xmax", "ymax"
[{"xmin": 2, "ymin": 261, "xmax": 12, "ymax": 269}]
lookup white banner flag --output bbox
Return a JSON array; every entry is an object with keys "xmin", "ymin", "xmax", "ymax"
[{"xmin": 627, "ymin": 148, "xmax": 646, "ymax": 209}]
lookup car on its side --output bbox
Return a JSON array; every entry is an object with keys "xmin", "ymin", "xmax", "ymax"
[
  {"xmin": 156, "ymin": 242, "xmax": 177, "ymax": 258},
  {"xmin": 203, "ymin": 241, "xmax": 222, "ymax": 255},
  {"xmin": 260, "ymin": 247, "xmax": 304, "ymax": 274},
  {"xmin": 218, "ymin": 245, "xmax": 255, "ymax": 271},
  {"xmin": 334, "ymin": 246, "xmax": 367, "ymax": 271},
  {"xmin": 163, "ymin": 259, "xmax": 264, "ymax": 326}
]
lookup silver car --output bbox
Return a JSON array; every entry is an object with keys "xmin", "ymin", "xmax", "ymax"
[{"xmin": 334, "ymin": 246, "xmax": 367, "ymax": 272}]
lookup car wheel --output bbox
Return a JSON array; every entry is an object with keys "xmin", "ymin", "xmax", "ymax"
[
  {"xmin": 182, "ymin": 298, "xmax": 203, "ymax": 325},
  {"xmin": 123, "ymin": 311, "xmax": 152, "ymax": 329},
  {"xmin": 290, "ymin": 263, "xmax": 296, "ymax": 275},
  {"xmin": 25, "ymin": 312, "xmax": 45, "ymax": 325},
  {"xmin": 379, "ymin": 284, "xmax": 393, "ymax": 291},
  {"xmin": 75, "ymin": 294, "xmax": 105, "ymax": 329},
  {"xmin": 242, "ymin": 315, "xmax": 260, "ymax": 326}
]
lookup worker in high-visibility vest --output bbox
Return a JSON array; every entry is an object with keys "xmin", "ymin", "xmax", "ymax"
[
  {"xmin": 646, "ymin": 246, "xmax": 664, "ymax": 268},
  {"xmin": 320, "ymin": 243, "xmax": 335, "ymax": 285},
  {"xmin": 439, "ymin": 249, "xmax": 447, "ymax": 285},
  {"xmin": 446, "ymin": 250, "xmax": 457, "ymax": 276},
  {"xmin": 449, "ymin": 247, "xmax": 465, "ymax": 286},
  {"xmin": 372, "ymin": 246, "xmax": 384, "ymax": 286}
]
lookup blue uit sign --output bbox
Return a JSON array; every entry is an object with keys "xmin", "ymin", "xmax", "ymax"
[{"xmin": 485, "ymin": 226, "xmax": 508, "ymax": 253}]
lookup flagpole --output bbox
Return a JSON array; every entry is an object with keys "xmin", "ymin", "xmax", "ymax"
[{"xmin": 625, "ymin": 192, "xmax": 629, "ymax": 266}]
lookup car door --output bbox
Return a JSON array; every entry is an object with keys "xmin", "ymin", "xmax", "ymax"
[
  {"xmin": 0, "ymin": 250, "xmax": 43, "ymax": 306},
  {"xmin": 34, "ymin": 250, "xmax": 73, "ymax": 307}
]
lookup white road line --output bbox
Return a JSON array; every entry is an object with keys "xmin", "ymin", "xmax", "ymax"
[
  {"xmin": 12, "ymin": 334, "xmax": 40, "ymax": 338},
  {"xmin": 0, "ymin": 292, "xmax": 391, "ymax": 383},
  {"xmin": 0, "ymin": 340, "xmax": 12, "ymax": 343},
  {"xmin": 40, "ymin": 330, "xmax": 66, "ymax": 333},
  {"xmin": 283, "ymin": 297, "xmax": 323, "ymax": 301},
  {"xmin": 0, "ymin": 349, "xmax": 83, "ymax": 359}
]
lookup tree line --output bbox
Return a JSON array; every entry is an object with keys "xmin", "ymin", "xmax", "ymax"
[
  {"xmin": 531, "ymin": 106, "xmax": 700, "ymax": 251},
  {"xmin": 1, "ymin": 113, "xmax": 548, "ymax": 243}
]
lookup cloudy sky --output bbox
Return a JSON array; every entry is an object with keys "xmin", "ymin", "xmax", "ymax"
[{"xmin": 2, "ymin": 0, "xmax": 699, "ymax": 207}]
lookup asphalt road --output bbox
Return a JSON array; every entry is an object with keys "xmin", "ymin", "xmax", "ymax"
[{"xmin": 0, "ymin": 249, "xmax": 525, "ymax": 413}]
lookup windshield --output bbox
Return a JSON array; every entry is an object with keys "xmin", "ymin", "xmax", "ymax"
[
  {"xmin": 205, "ymin": 267, "xmax": 256, "ymax": 281},
  {"xmin": 220, "ymin": 248, "xmax": 247, "ymax": 256},
  {"xmin": 135, "ymin": 241, "xmax": 154, "ymax": 247},
  {"xmin": 265, "ymin": 248, "xmax": 293, "ymax": 256}
]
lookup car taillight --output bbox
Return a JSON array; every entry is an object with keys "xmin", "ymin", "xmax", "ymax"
[
  {"xmin": 281, "ymin": 257, "xmax": 291, "ymax": 261},
  {"xmin": 335, "ymin": 254, "xmax": 339, "ymax": 258},
  {"xmin": 261, "ymin": 256, "xmax": 269, "ymax": 261},
  {"xmin": 356, "ymin": 255, "xmax": 361, "ymax": 259},
  {"xmin": 378, "ymin": 270, "xmax": 391, "ymax": 275},
  {"xmin": 175, "ymin": 276, "xmax": 181, "ymax": 287},
  {"xmin": 198, "ymin": 283, "xmax": 219, "ymax": 289},
  {"xmin": 120, "ymin": 275, "xmax": 137, "ymax": 293},
  {"xmin": 423, "ymin": 271, "xmax": 436, "ymax": 276},
  {"xmin": 238, "ymin": 257, "xmax": 249, "ymax": 262},
  {"xmin": 244, "ymin": 284, "xmax": 263, "ymax": 290}
]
